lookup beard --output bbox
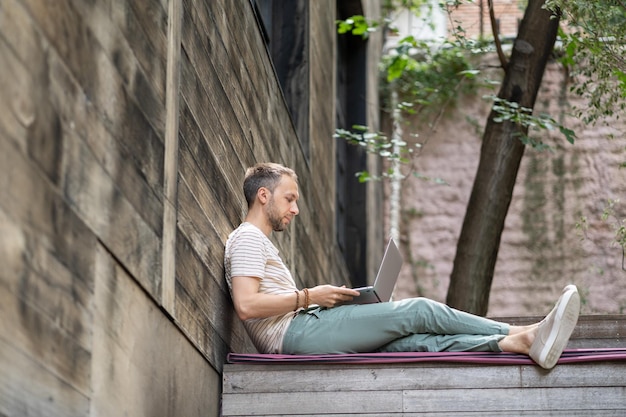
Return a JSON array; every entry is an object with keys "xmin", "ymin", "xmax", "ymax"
[{"xmin": 267, "ymin": 198, "xmax": 288, "ymax": 232}]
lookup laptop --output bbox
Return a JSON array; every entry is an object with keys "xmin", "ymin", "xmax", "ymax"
[{"xmin": 340, "ymin": 238, "xmax": 403, "ymax": 305}]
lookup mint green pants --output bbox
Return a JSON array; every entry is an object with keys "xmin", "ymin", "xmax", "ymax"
[{"xmin": 282, "ymin": 297, "xmax": 509, "ymax": 354}]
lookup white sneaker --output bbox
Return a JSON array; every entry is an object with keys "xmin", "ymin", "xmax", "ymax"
[
  {"xmin": 538, "ymin": 284, "xmax": 578, "ymax": 326},
  {"xmin": 529, "ymin": 285, "xmax": 580, "ymax": 369}
]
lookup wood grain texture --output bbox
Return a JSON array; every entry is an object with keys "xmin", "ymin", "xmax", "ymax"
[
  {"xmin": 162, "ymin": 0, "xmax": 182, "ymax": 313},
  {"xmin": 0, "ymin": 0, "xmax": 371, "ymax": 415},
  {"xmin": 223, "ymin": 361, "xmax": 626, "ymax": 416}
]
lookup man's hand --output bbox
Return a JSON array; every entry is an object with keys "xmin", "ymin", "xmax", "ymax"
[
  {"xmin": 308, "ymin": 285, "xmax": 360, "ymax": 308},
  {"xmin": 231, "ymin": 277, "xmax": 361, "ymax": 320}
]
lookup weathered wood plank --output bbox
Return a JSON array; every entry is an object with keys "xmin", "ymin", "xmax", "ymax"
[
  {"xmin": 0, "ymin": 207, "xmax": 93, "ymax": 351},
  {"xmin": 162, "ymin": 0, "xmax": 182, "ymax": 313},
  {"xmin": 175, "ymin": 174, "xmax": 229, "ymax": 292},
  {"xmin": 174, "ymin": 282, "xmax": 234, "ymax": 374},
  {"xmin": 122, "ymin": 0, "xmax": 169, "ymax": 100},
  {"xmin": 3, "ymin": 6, "xmax": 165, "ymax": 298},
  {"xmin": 309, "ymin": 0, "xmax": 338, "ymax": 183},
  {"xmin": 61, "ymin": 125, "xmax": 162, "ymax": 300},
  {"xmin": 174, "ymin": 224, "xmax": 233, "ymax": 332},
  {"xmin": 403, "ymin": 386, "xmax": 626, "ymax": 413},
  {"xmin": 178, "ymin": 19, "xmax": 255, "ymax": 190},
  {"xmin": 1, "ymin": 0, "xmax": 166, "ymax": 238},
  {"xmin": 199, "ymin": 0, "xmax": 294, "ymax": 158},
  {"xmin": 400, "ymin": 412, "xmax": 626, "ymax": 417},
  {"xmin": 70, "ymin": 0, "xmax": 168, "ymax": 106},
  {"xmin": 0, "ymin": 123, "xmax": 96, "ymax": 283},
  {"xmin": 569, "ymin": 314, "xmax": 625, "ymax": 342},
  {"xmin": 48, "ymin": 51, "xmax": 165, "ymax": 237},
  {"xmin": 222, "ymin": 390, "xmax": 404, "ymax": 416},
  {"xmin": 17, "ymin": 0, "xmax": 167, "ymax": 207},
  {"xmin": 177, "ymin": 103, "xmax": 243, "ymax": 238},
  {"xmin": 223, "ymin": 361, "xmax": 626, "ymax": 394},
  {"xmin": 223, "ymin": 370, "xmax": 626, "ymax": 415},
  {"xmin": 174, "ymin": 226, "xmax": 254, "ymax": 364},
  {"xmin": 0, "ymin": 17, "xmax": 62, "ymax": 187},
  {"xmin": 176, "ymin": 56, "xmax": 248, "ymax": 228},
  {"xmin": 184, "ymin": 0, "xmax": 324, "ymax": 247},
  {"xmin": 21, "ymin": 0, "xmax": 166, "ymax": 137}
]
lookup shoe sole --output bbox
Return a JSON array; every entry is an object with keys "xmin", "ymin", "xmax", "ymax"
[{"xmin": 533, "ymin": 289, "xmax": 580, "ymax": 369}]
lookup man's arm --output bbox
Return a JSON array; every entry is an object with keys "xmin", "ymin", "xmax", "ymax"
[
  {"xmin": 231, "ymin": 276, "xmax": 360, "ymax": 320},
  {"xmin": 231, "ymin": 276, "xmax": 298, "ymax": 320}
]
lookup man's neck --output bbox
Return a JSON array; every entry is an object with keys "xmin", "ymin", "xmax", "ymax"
[{"xmin": 244, "ymin": 211, "xmax": 272, "ymax": 237}]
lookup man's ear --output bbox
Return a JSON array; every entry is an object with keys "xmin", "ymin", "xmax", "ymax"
[{"xmin": 257, "ymin": 187, "xmax": 270, "ymax": 204}]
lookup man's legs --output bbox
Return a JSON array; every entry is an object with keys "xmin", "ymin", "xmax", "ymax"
[
  {"xmin": 283, "ymin": 286, "xmax": 580, "ymax": 370},
  {"xmin": 283, "ymin": 297, "xmax": 511, "ymax": 355}
]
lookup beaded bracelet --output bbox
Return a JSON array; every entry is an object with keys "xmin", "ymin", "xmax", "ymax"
[
  {"xmin": 303, "ymin": 288, "xmax": 310, "ymax": 309},
  {"xmin": 294, "ymin": 290, "xmax": 300, "ymax": 311}
]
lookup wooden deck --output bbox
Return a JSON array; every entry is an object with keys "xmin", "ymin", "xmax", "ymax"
[{"xmin": 222, "ymin": 315, "xmax": 626, "ymax": 416}]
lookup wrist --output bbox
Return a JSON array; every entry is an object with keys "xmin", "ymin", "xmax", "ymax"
[{"xmin": 294, "ymin": 290, "xmax": 301, "ymax": 311}]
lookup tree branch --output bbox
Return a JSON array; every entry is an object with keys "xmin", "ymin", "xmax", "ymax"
[{"xmin": 488, "ymin": 0, "xmax": 508, "ymax": 69}]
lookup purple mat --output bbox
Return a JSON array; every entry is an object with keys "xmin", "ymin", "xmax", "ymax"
[{"xmin": 227, "ymin": 348, "xmax": 626, "ymax": 365}]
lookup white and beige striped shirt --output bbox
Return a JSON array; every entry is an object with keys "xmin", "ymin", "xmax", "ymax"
[{"xmin": 224, "ymin": 222, "xmax": 296, "ymax": 353}]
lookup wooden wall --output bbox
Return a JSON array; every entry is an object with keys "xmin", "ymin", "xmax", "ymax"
[{"xmin": 0, "ymin": 0, "xmax": 382, "ymax": 416}]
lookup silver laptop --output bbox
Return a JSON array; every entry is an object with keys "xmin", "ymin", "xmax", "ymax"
[{"xmin": 341, "ymin": 238, "xmax": 403, "ymax": 305}]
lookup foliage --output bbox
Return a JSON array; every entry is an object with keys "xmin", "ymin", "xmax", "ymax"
[
  {"xmin": 381, "ymin": 36, "xmax": 477, "ymax": 117},
  {"xmin": 333, "ymin": 125, "xmax": 418, "ymax": 182},
  {"xmin": 545, "ymin": 0, "xmax": 626, "ymax": 124},
  {"xmin": 336, "ymin": 11, "xmax": 479, "ymax": 180},
  {"xmin": 336, "ymin": 1, "xmax": 625, "ymax": 182},
  {"xmin": 383, "ymin": 0, "xmax": 431, "ymax": 14},
  {"xmin": 334, "ymin": 1, "xmax": 589, "ymax": 179},
  {"xmin": 486, "ymin": 95, "xmax": 576, "ymax": 150},
  {"xmin": 336, "ymin": 15, "xmax": 379, "ymax": 39},
  {"xmin": 337, "ymin": 1, "xmax": 436, "ymax": 39}
]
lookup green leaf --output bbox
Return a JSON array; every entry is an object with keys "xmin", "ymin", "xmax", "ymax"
[
  {"xmin": 458, "ymin": 69, "xmax": 480, "ymax": 78},
  {"xmin": 559, "ymin": 126, "xmax": 577, "ymax": 144}
]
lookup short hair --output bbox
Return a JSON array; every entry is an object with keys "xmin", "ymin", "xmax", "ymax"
[{"xmin": 243, "ymin": 162, "xmax": 298, "ymax": 208}]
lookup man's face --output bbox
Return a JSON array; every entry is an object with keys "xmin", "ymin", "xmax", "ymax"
[{"xmin": 266, "ymin": 175, "xmax": 300, "ymax": 232}]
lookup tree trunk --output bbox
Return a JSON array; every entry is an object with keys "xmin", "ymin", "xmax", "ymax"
[{"xmin": 446, "ymin": 0, "xmax": 560, "ymax": 315}]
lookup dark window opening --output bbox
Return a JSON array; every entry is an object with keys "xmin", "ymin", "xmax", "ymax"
[{"xmin": 336, "ymin": 1, "xmax": 368, "ymax": 287}]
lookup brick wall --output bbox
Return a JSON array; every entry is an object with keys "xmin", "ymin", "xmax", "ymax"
[{"xmin": 448, "ymin": 0, "xmax": 524, "ymax": 39}]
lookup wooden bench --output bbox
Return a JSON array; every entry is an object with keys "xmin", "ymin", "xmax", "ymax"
[{"xmin": 222, "ymin": 315, "xmax": 626, "ymax": 416}]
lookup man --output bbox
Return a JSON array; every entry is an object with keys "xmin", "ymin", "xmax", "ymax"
[{"xmin": 224, "ymin": 162, "xmax": 580, "ymax": 369}]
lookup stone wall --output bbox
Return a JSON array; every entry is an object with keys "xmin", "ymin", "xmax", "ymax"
[{"xmin": 392, "ymin": 55, "xmax": 626, "ymax": 316}]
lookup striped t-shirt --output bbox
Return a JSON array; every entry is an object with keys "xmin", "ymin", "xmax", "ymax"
[{"xmin": 224, "ymin": 222, "xmax": 297, "ymax": 353}]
